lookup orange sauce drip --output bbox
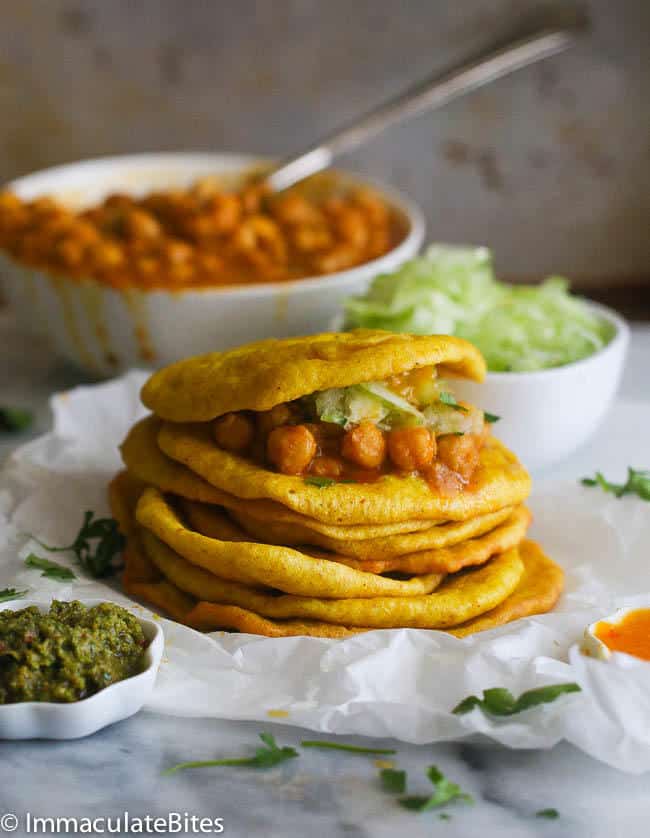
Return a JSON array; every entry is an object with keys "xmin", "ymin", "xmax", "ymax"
[{"xmin": 594, "ymin": 609, "xmax": 650, "ymax": 660}]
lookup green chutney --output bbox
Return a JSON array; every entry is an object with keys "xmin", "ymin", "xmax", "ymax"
[{"xmin": 0, "ymin": 600, "xmax": 147, "ymax": 704}]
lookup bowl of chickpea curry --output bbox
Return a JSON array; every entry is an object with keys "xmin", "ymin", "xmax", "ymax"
[{"xmin": 0, "ymin": 153, "xmax": 424, "ymax": 375}]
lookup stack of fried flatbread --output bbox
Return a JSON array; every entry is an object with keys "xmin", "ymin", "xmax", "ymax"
[{"xmin": 111, "ymin": 330, "xmax": 563, "ymax": 638}]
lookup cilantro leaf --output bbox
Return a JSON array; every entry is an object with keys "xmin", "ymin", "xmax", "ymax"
[
  {"xmin": 0, "ymin": 406, "xmax": 33, "ymax": 433},
  {"xmin": 581, "ymin": 468, "xmax": 650, "ymax": 502},
  {"xmin": 163, "ymin": 733, "xmax": 298, "ymax": 775},
  {"xmin": 304, "ymin": 476, "xmax": 336, "ymax": 489},
  {"xmin": 453, "ymin": 683, "xmax": 581, "ymax": 716},
  {"xmin": 380, "ymin": 768, "xmax": 407, "ymax": 794},
  {"xmin": 438, "ymin": 392, "xmax": 468, "ymax": 412},
  {"xmin": 24, "ymin": 553, "xmax": 76, "ymax": 581},
  {"xmin": 0, "ymin": 587, "xmax": 29, "ymax": 603},
  {"xmin": 536, "ymin": 808, "xmax": 559, "ymax": 819},
  {"xmin": 33, "ymin": 511, "xmax": 125, "ymax": 578},
  {"xmin": 483, "ymin": 412, "xmax": 501, "ymax": 423},
  {"xmin": 301, "ymin": 740, "xmax": 396, "ymax": 755},
  {"xmin": 399, "ymin": 765, "xmax": 473, "ymax": 811}
]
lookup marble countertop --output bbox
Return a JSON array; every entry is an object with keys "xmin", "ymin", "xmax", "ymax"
[{"xmin": 1, "ymin": 315, "xmax": 650, "ymax": 838}]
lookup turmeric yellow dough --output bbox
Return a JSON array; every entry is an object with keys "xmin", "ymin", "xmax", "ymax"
[
  {"xmin": 224, "ymin": 504, "xmax": 516, "ymax": 560},
  {"xmin": 448, "ymin": 540, "xmax": 564, "ymax": 637},
  {"xmin": 183, "ymin": 541, "xmax": 560, "ymax": 638},
  {"xmin": 158, "ymin": 422, "xmax": 531, "ymax": 525},
  {"xmin": 122, "ymin": 416, "xmax": 451, "ymax": 539},
  {"xmin": 187, "ymin": 604, "xmax": 366, "ymax": 638},
  {"xmin": 137, "ymin": 527, "xmax": 523, "ymax": 629},
  {"xmin": 184, "ymin": 500, "xmax": 527, "ymax": 574},
  {"xmin": 325, "ymin": 506, "xmax": 531, "ymax": 575},
  {"xmin": 142, "ymin": 329, "xmax": 486, "ymax": 422},
  {"xmin": 136, "ymin": 488, "xmax": 445, "ymax": 599}
]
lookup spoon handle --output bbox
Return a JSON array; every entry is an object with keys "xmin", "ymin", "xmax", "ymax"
[{"xmin": 266, "ymin": 26, "xmax": 579, "ymax": 192}]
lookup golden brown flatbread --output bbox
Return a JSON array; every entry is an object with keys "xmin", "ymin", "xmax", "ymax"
[
  {"xmin": 136, "ymin": 488, "xmax": 446, "ymax": 599},
  {"xmin": 121, "ymin": 416, "xmax": 456, "ymax": 538},
  {"xmin": 173, "ymin": 541, "xmax": 561, "ymax": 638},
  {"xmin": 448, "ymin": 540, "xmax": 564, "ymax": 637},
  {"xmin": 217, "ymin": 504, "xmax": 516, "ymax": 561},
  {"xmin": 137, "ymin": 522, "xmax": 524, "ymax": 629},
  {"xmin": 158, "ymin": 422, "xmax": 531, "ymax": 525},
  {"xmin": 141, "ymin": 330, "xmax": 486, "ymax": 422}
]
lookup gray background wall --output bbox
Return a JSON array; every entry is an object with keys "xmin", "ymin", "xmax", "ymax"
[{"xmin": 1, "ymin": 0, "xmax": 648, "ymax": 285}]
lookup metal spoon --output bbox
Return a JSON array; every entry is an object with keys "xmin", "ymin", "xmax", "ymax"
[{"xmin": 266, "ymin": 24, "xmax": 582, "ymax": 192}]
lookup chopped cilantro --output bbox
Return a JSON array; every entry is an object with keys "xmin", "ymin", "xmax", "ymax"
[
  {"xmin": 163, "ymin": 733, "xmax": 298, "ymax": 775},
  {"xmin": 24, "ymin": 554, "xmax": 76, "ymax": 581},
  {"xmin": 536, "ymin": 808, "xmax": 559, "ymax": 819},
  {"xmin": 304, "ymin": 476, "xmax": 336, "ymax": 489},
  {"xmin": 399, "ymin": 765, "xmax": 473, "ymax": 811},
  {"xmin": 0, "ymin": 587, "xmax": 29, "ymax": 603},
  {"xmin": 0, "ymin": 406, "xmax": 33, "ymax": 433},
  {"xmin": 581, "ymin": 468, "xmax": 650, "ymax": 502},
  {"xmin": 301, "ymin": 740, "xmax": 396, "ymax": 755},
  {"xmin": 33, "ymin": 511, "xmax": 125, "ymax": 578},
  {"xmin": 484, "ymin": 412, "xmax": 501, "ymax": 423},
  {"xmin": 438, "ymin": 392, "xmax": 468, "ymax": 412},
  {"xmin": 453, "ymin": 683, "xmax": 581, "ymax": 716},
  {"xmin": 380, "ymin": 768, "xmax": 407, "ymax": 793}
]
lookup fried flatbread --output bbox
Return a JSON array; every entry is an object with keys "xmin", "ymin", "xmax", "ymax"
[
  {"xmin": 137, "ymin": 523, "xmax": 523, "ymax": 629},
  {"xmin": 447, "ymin": 540, "xmax": 563, "ymax": 637},
  {"xmin": 158, "ymin": 422, "xmax": 531, "ymax": 525},
  {"xmin": 141, "ymin": 330, "xmax": 486, "ymax": 422},
  {"xmin": 136, "ymin": 488, "xmax": 446, "ymax": 599},
  {"xmin": 171, "ymin": 541, "xmax": 561, "ymax": 637},
  {"xmin": 222, "ymin": 504, "xmax": 515, "ymax": 560},
  {"xmin": 121, "ymin": 416, "xmax": 454, "ymax": 538}
]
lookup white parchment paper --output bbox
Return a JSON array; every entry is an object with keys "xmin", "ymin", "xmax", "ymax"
[{"xmin": 1, "ymin": 372, "xmax": 650, "ymax": 772}]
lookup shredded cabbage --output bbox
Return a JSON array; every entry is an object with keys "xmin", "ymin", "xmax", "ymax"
[{"xmin": 344, "ymin": 245, "xmax": 615, "ymax": 372}]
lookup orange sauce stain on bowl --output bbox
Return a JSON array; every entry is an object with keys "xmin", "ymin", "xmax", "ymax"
[{"xmin": 594, "ymin": 609, "xmax": 650, "ymax": 660}]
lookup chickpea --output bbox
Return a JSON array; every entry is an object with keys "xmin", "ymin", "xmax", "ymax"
[
  {"xmin": 191, "ymin": 176, "xmax": 222, "ymax": 201},
  {"xmin": 163, "ymin": 239, "xmax": 193, "ymax": 264},
  {"xmin": 341, "ymin": 422, "xmax": 386, "ymax": 469},
  {"xmin": 334, "ymin": 207, "xmax": 369, "ymax": 249},
  {"xmin": 310, "ymin": 456, "xmax": 344, "ymax": 479},
  {"xmin": 213, "ymin": 412, "xmax": 255, "ymax": 453},
  {"xmin": 55, "ymin": 237, "xmax": 85, "ymax": 267},
  {"xmin": 240, "ymin": 182, "xmax": 270, "ymax": 214},
  {"xmin": 168, "ymin": 262, "xmax": 195, "ymax": 284},
  {"xmin": 352, "ymin": 189, "xmax": 390, "ymax": 226},
  {"xmin": 232, "ymin": 216, "xmax": 287, "ymax": 264},
  {"xmin": 0, "ymin": 191, "xmax": 22, "ymax": 212},
  {"xmin": 90, "ymin": 240, "xmax": 125, "ymax": 269},
  {"xmin": 256, "ymin": 403, "xmax": 293, "ymax": 437},
  {"xmin": 291, "ymin": 225, "xmax": 333, "ymax": 253},
  {"xmin": 267, "ymin": 424, "xmax": 317, "ymax": 475},
  {"xmin": 196, "ymin": 194, "xmax": 243, "ymax": 236},
  {"xmin": 387, "ymin": 427, "xmax": 436, "ymax": 471},
  {"xmin": 124, "ymin": 209, "xmax": 162, "ymax": 240},
  {"xmin": 134, "ymin": 256, "xmax": 158, "ymax": 277},
  {"xmin": 196, "ymin": 252, "xmax": 224, "ymax": 276},
  {"xmin": 272, "ymin": 193, "xmax": 322, "ymax": 226},
  {"xmin": 436, "ymin": 433, "xmax": 482, "ymax": 481},
  {"xmin": 312, "ymin": 244, "xmax": 360, "ymax": 274}
]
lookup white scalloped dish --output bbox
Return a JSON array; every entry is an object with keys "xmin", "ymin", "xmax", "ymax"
[{"xmin": 0, "ymin": 599, "xmax": 164, "ymax": 740}]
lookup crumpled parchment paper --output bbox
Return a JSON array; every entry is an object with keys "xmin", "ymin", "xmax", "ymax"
[{"xmin": 2, "ymin": 372, "xmax": 650, "ymax": 772}]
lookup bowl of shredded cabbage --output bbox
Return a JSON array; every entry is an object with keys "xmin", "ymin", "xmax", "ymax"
[{"xmin": 343, "ymin": 245, "xmax": 629, "ymax": 471}]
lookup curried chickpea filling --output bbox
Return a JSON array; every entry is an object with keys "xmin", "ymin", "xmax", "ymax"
[
  {"xmin": 0, "ymin": 177, "xmax": 403, "ymax": 291},
  {"xmin": 211, "ymin": 368, "xmax": 489, "ymax": 493}
]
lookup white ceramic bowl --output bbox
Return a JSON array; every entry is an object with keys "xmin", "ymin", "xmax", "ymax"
[
  {"xmin": 452, "ymin": 301, "xmax": 629, "ymax": 472},
  {"xmin": 0, "ymin": 152, "xmax": 424, "ymax": 376},
  {"xmin": 0, "ymin": 599, "xmax": 163, "ymax": 740}
]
